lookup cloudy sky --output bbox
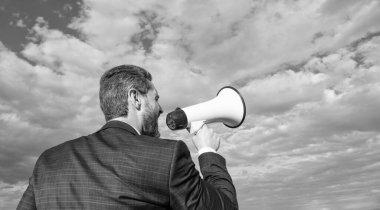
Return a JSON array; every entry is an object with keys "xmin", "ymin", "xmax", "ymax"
[{"xmin": 1, "ymin": 0, "xmax": 380, "ymax": 209}]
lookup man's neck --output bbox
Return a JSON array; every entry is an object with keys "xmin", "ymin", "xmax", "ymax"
[{"xmin": 109, "ymin": 117, "xmax": 141, "ymax": 135}]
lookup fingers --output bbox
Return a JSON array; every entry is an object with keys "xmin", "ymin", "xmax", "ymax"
[
  {"xmin": 191, "ymin": 136, "xmax": 199, "ymax": 151},
  {"xmin": 191, "ymin": 125, "xmax": 221, "ymax": 152},
  {"xmin": 216, "ymin": 136, "xmax": 220, "ymax": 151}
]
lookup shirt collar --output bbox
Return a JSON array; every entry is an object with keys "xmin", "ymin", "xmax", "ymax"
[{"xmin": 109, "ymin": 117, "xmax": 141, "ymax": 135}]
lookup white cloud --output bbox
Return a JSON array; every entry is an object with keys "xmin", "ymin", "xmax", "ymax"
[
  {"xmin": 24, "ymin": 17, "xmax": 107, "ymax": 77},
  {"xmin": 15, "ymin": 19, "xmax": 26, "ymax": 28},
  {"xmin": 241, "ymin": 70, "xmax": 327, "ymax": 115},
  {"xmin": 0, "ymin": 35, "xmax": 104, "ymax": 182},
  {"xmin": 216, "ymin": 32, "xmax": 380, "ymax": 209},
  {"xmin": 1, "ymin": 0, "xmax": 380, "ymax": 209},
  {"xmin": 0, "ymin": 181, "xmax": 28, "ymax": 210}
]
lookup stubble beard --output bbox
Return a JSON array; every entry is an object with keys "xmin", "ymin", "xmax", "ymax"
[{"xmin": 141, "ymin": 107, "xmax": 160, "ymax": 138}]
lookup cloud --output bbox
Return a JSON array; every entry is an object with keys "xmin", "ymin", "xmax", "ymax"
[
  {"xmin": 0, "ymin": 21, "xmax": 105, "ymax": 183},
  {"xmin": 0, "ymin": 181, "xmax": 28, "ymax": 209},
  {"xmin": 67, "ymin": 0, "xmax": 380, "ymax": 103},
  {"xmin": 23, "ymin": 17, "xmax": 107, "ymax": 76},
  {"xmin": 15, "ymin": 19, "xmax": 27, "ymax": 28},
  {"xmin": 1, "ymin": 0, "xmax": 380, "ymax": 209},
  {"xmin": 241, "ymin": 70, "xmax": 326, "ymax": 115},
  {"xmin": 225, "ymin": 34, "xmax": 380, "ymax": 157},
  {"xmin": 219, "ymin": 34, "xmax": 380, "ymax": 209}
]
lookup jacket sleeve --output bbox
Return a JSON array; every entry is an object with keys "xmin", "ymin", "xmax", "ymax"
[
  {"xmin": 16, "ymin": 177, "xmax": 37, "ymax": 210},
  {"xmin": 169, "ymin": 140, "xmax": 238, "ymax": 210}
]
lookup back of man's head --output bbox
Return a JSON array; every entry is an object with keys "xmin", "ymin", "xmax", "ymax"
[{"xmin": 99, "ymin": 65, "xmax": 152, "ymax": 121}]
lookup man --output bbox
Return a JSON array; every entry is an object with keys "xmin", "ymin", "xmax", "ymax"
[{"xmin": 17, "ymin": 65, "xmax": 238, "ymax": 209}]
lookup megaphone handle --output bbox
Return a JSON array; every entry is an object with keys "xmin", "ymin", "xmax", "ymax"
[{"xmin": 187, "ymin": 121, "xmax": 205, "ymax": 135}]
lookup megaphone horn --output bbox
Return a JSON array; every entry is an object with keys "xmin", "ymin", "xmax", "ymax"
[{"xmin": 166, "ymin": 86, "xmax": 246, "ymax": 132}]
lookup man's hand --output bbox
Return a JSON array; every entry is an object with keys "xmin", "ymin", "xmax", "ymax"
[{"xmin": 192, "ymin": 124, "xmax": 220, "ymax": 152}]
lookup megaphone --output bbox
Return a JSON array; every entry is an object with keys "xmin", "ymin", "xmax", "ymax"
[{"xmin": 166, "ymin": 86, "xmax": 246, "ymax": 133}]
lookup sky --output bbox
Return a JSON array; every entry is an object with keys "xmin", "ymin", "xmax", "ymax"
[{"xmin": 0, "ymin": 0, "xmax": 380, "ymax": 209}]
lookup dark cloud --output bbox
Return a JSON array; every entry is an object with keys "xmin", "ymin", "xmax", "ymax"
[
  {"xmin": 131, "ymin": 10, "xmax": 162, "ymax": 54},
  {"xmin": 319, "ymin": 0, "xmax": 374, "ymax": 15},
  {"xmin": 0, "ymin": 0, "xmax": 83, "ymax": 54},
  {"xmin": 0, "ymin": 143, "xmax": 37, "ymax": 184},
  {"xmin": 311, "ymin": 32, "xmax": 324, "ymax": 44},
  {"xmin": 349, "ymin": 31, "xmax": 380, "ymax": 49}
]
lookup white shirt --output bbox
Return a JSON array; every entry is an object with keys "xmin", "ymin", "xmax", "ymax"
[{"xmin": 110, "ymin": 117, "xmax": 141, "ymax": 135}]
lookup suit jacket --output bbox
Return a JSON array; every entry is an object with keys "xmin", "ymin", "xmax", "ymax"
[{"xmin": 17, "ymin": 121, "xmax": 238, "ymax": 209}]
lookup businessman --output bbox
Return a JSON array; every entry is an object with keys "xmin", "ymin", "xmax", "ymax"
[{"xmin": 17, "ymin": 64, "xmax": 238, "ymax": 209}]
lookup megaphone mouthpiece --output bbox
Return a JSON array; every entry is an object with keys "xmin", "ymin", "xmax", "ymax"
[{"xmin": 166, "ymin": 108, "xmax": 188, "ymax": 130}]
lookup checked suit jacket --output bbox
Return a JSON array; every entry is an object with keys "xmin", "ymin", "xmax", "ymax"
[{"xmin": 17, "ymin": 121, "xmax": 238, "ymax": 209}]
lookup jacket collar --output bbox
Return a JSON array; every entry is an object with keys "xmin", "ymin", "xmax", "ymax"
[{"xmin": 98, "ymin": 120, "xmax": 140, "ymax": 136}]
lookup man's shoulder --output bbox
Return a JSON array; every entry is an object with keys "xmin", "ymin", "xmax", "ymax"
[
  {"xmin": 138, "ymin": 135, "xmax": 180, "ymax": 146},
  {"xmin": 36, "ymin": 136, "xmax": 84, "ymax": 162},
  {"xmin": 36, "ymin": 132, "xmax": 188, "ymax": 167},
  {"xmin": 133, "ymin": 135, "xmax": 187, "ymax": 154}
]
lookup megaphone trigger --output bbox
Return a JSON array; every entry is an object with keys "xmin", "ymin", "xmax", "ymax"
[{"xmin": 189, "ymin": 121, "xmax": 205, "ymax": 135}]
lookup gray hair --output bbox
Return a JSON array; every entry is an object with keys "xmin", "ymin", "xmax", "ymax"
[{"xmin": 99, "ymin": 65, "xmax": 153, "ymax": 121}]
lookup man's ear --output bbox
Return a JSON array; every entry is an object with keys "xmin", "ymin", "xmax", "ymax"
[{"xmin": 128, "ymin": 89, "xmax": 141, "ymax": 110}]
